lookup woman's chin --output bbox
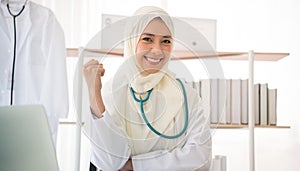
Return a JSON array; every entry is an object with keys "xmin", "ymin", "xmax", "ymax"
[{"xmin": 143, "ymin": 68, "xmax": 160, "ymax": 74}]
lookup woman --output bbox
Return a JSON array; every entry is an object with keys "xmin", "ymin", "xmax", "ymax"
[{"xmin": 83, "ymin": 6, "xmax": 211, "ymax": 171}]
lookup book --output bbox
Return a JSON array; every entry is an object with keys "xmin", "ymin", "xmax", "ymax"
[
  {"xmin": 226, "ymin": 79, "xmax": 231, "ymax": 124},
  {"xmin": 200, "ymin": 79, "xmax": 211, "ymax": 120},
  {"xmin": 231, "ymin": 79, "xmax": 241, "ymax": 124},
  {"xmin": 260, "ymin": 83, "xmax": 268, "ymax": 126},
  {"xmin": 210, "ymin": 79, "xmax": 219, "ymax": 124},
  {"xmin": 254, "ymin": 84, "xmax": 260, "ymax": 125},
  {"xmin": 268, "ymin": 89, "xmax": 277, "ymax": 125},
  {"xmin": 218, "ymin": 79, "xmax": 227, "ymax": 124},
  {"xmin": 241, "ymin": 79, "xmax": 248, "ymax": 124},
  {"xmin": 216, "ymin": 155, "xmax": 227, "ymax": 171},
  {"xmin": 211, "ymin": 156, "xmax": 221, "ymax": 171},
  {"xmin": 193, "ymin": 81, "xmax": 201, "ymax": 97},
  {"xmin": 211, "ymin": 155, "xmax": 227, "ymax": 171}
]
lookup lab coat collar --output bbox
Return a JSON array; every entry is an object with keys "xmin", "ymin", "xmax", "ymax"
[
  {"xmin": 0, "ymin": 0, "xmax": 29, "ymax": 17},
  {"xmin": 0, "ymin": 1, "xmax": 31, "ymax": 52}
]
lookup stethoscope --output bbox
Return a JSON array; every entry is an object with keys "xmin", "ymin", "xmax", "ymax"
[
  {"xmin": 6, "ymin": 2, "xmax": 26, "ymax": 105},
  {"xmin": 130, "ymin": 78, "xmax": 189, "ymax": 139}
]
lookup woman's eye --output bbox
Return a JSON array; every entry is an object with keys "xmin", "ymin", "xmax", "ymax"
[
  {"xmin": 142, "ymin": 37, "xmax": 152, "ymax": 42},
  {"xmin": 162, "ymin": 39, "xmax": 172, "ymax": 44}
]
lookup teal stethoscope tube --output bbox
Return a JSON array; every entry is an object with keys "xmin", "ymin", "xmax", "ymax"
[{"xmin": 130, "ymin": 78, "xmax": 188, "ymax": 139}]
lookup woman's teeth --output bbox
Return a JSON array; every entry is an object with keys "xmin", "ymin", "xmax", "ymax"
[{"xmin": 145, "ymin": 56, "xmax": 162, "ymax": 63}]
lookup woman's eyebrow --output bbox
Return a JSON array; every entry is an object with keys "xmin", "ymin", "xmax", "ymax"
[{"xmin": 142, "ymin": 33, "xmax": 172, "ymax": 38}]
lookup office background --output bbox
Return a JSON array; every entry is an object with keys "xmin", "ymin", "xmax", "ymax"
[{"xmin": 32, "ymin": 0, "xmax": 300, "ymax": 170}]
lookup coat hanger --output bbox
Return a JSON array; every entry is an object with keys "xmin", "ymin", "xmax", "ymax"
[{"xmin": 5, "ymin": 0, "xmax": 28, "ymax": 14}]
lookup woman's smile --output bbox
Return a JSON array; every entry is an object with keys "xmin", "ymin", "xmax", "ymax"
[{"xmin": 143, "ymin": 55, "xmax": 165, "ymax": 65}]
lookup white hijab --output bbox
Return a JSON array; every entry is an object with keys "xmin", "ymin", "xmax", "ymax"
[{"xmin": 103, "ymin": 6, "xmax": 186, "ymax": 156}]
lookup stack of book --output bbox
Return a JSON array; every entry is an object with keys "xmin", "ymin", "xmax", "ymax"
[
  {"xmin": 189, "ymin": 79, "xmax": 277, "ymax": 126},
  {"xmin": 210, "ymin": 155, "xmax": 226, "ymax": 171}
]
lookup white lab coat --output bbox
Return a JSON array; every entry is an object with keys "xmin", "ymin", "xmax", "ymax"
[
  {"xmin": 0, "ymin": 1, "xmax": 68, "ymax": 145},
  {"xmin": 89, "ymin": 81, "xmax": 212, "ymax": 171}
]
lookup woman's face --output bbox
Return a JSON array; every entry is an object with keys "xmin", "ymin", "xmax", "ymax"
[{"xmin": 135, "ymin": 18, "xmax": 173, "ymax": 74}]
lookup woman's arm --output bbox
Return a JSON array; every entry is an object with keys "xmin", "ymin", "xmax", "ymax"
[
  {"xmin": 90, "ymin": 111, "xmax": 131, "ymax": 170},
  {"xmin": 82, "ymin": 59, "xmax": 105, "ymax": 117},
  {"xmin": 131, "ymin": 96, "xmax": 212, "ymax": 171},
  {"xmin": 83, "ymin": 60, "xmax": 131, "ymax": 170}
]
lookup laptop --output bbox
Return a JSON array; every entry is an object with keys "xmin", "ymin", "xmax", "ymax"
[{"xmin": 0, "ymin": 105, "xmax": 59, "ymax": 171}]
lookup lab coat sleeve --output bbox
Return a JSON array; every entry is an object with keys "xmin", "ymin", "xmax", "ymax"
[
  {"xmin": 39, "ymin": 11, "xmax": 69, "ymax": 142},
  {"xmin": 132, "ymin": 102, "xmax": 212, "ymax": 171},
  {"xmin": 90, "ymin": 111, "xmax": 131, "ymax": 171},
  {"xmin": 40, "ymin": 11, "xmax": 69, "ymax": 119}
]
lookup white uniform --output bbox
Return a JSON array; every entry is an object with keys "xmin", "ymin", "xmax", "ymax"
[
  {"xmin": 90, "ymin": 81, "xmax": 211, "ymax": 171},
  {"xmin": 85, "ymin": 6, "xmax": 211, "ymax": 170},
  {"xmin": 0, "ymin": 1, "xmax": 68, "ymax": 144}
]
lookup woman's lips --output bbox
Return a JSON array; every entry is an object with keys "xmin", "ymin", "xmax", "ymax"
[{"xmin": 144, "ymin": 56, "xmax": 164, "ymax": 64}]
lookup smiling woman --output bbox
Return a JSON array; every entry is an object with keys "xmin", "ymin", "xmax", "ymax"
[
  {"xmin": 135, "ymin": 18, "xmax": 173, "ymax": 73},
  {"xmin": 82, "ymin": 6, "xmax": 212, "ymax": 171}
]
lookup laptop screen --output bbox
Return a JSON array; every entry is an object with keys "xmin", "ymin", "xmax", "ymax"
[{"xmin": 0, "ymin": 105, "xmax": 59, "ymax": 171}]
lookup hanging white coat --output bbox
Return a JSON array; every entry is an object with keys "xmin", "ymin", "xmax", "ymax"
[{"xmin": 0, "ymin": 1, "xmax": 68, "ymax": 144}]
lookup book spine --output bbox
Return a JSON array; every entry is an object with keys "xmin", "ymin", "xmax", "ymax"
[
  {"xmin": 226, "ymin": 79, "xmax": 232, "ymax": 124},
  {"xmin": 260, "ymin": 83, "xmax": 268, "ymax": 126},
  {"xmin": 231, "ymin": 79, "xmax": 241, "ymax": 124},
  {"xmin": 200, "ymin": 79, "xmax": 211, "ymax": 121},
  {"xmin": 268, "ymin": 89, "xmax": 277, "ymax": 125},
  {"xmin": 210, "ymin": 79, "xmax": 219, "ymax": 124},
  {"xmin": 241, "ymin": 79, "xmax": 248, "ymax": 124},
  {"xmin": 218, "ymin": 79, "xmax": 227, "ymax": 124},
  {"xmin": 254, "ymin": 84, "xmax": 260, "ymax": 125}
]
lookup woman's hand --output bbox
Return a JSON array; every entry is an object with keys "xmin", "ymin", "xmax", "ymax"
[
  {"xmin": 119, "ymin": 159, "xmax": 133, "ymax": 171},
  {"xmin": 82, "ymin": 59, "xmax": 106, "ymax": 118}
]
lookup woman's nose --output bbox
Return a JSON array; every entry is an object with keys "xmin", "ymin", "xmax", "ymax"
[{"xmin": 150, "ymin": 41, "xmax": 163, "ymax": 55}]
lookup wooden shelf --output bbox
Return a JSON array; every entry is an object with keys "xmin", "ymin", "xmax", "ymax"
[
  {"xmin": 59, "ymin": 121, "xmax": 84, "ymax": 125},
  {"xmin": 58, "ymin": 121, "xmax": 290, "ymax": 129},
  {"xmin": 210, "ymin": 124, "xmax": 290, "ymax": 129},
  {"xmin": 66, "ymin": 48, "xmax": 290, "ymax": 130},
  {"xmin": 66, "ymin": 48, "xmax": 289, "ymax": 61}
]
